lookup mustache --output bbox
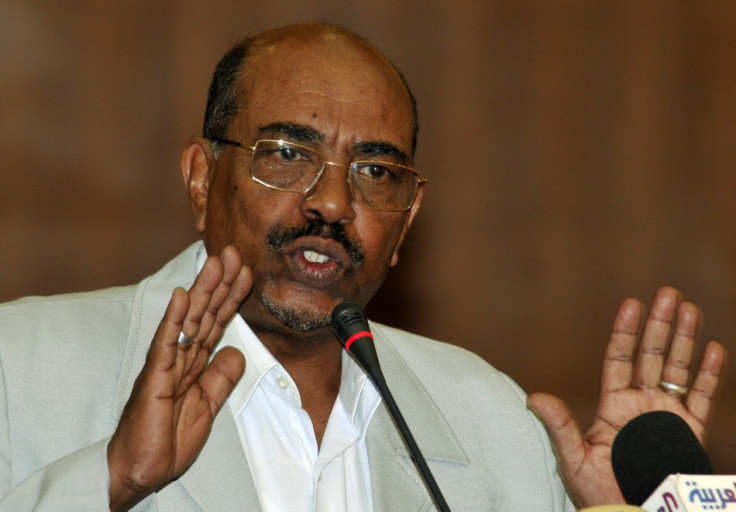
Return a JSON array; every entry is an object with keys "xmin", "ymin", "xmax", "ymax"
[{"xmin": 266, "ymin": 217, "xmax": 364, "ymax": 268}]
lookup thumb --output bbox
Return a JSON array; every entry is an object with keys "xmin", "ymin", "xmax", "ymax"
[
  {"xmin": 527, "ymin": 392, "xmax": 585, "ymax": 476},
  {"xmin": 198, "ymin": 347, "xmax": 246, "ymax": 416}
]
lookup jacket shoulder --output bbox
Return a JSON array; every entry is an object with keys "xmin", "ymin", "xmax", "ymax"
[
  {"xmin": 0, "ymin": 285, "xmax": 138, "ymax": 361},
  {"xmin": 0, "ymin": 285, "xmax": 137, "ymax": 331},
  {"xmin": 371, "ymin": 322, "xmax": 516, "ymax": 390}
]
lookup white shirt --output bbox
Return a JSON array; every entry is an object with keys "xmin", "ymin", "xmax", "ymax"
[{"xmin": 200, "ymin": 249, "xmax": 382, "ymax": 511}]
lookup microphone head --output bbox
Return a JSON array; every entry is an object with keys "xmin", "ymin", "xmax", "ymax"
[
  {"xmin": 330, "ymin": 302, "xmax": 383, "ymax": 381},
  {"xmin": 611, "ymin": 410, "xmax": 712, "ymax": 505},
  {"xmin": 330, "ymin": 301, "xmax": 369, "ymax": 347}
]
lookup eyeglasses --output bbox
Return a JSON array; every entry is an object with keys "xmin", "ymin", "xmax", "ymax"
[{"xmin": 207, "ymin": 137, "xmax": 427, "ymax": 212}]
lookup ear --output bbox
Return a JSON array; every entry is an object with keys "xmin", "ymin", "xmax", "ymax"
[
  {"xmin": 181, "ymin": 137, "xmax": 215, "ymax": 234},
  {"xmin": 390, "ymin": 184, "xmax": 424, "ymax": 267}
]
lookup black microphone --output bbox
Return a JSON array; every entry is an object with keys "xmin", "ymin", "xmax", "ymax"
[
  {"xmin": 611, "ymin": 410, "xmax": 712, "ymax": 505},
  {"xmin": 330, "ymin": 302, "xmax": 451, "ymax": 512}
]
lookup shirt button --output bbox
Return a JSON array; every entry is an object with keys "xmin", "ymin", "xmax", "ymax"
[{"xmin": 276, "ymin": 376, "xmax": 290, "ymax": 389}]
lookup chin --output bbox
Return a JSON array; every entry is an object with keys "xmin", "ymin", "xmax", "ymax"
[{"xmin": 259, "ymin": 295, "xmax": 332, "ymax": 332}]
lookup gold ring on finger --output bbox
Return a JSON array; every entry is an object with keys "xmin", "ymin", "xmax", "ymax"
[{"xmin": 659, "ymin": 379, "xmax": 688, "ymax": 396}]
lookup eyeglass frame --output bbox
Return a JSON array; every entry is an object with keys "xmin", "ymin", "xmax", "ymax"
[{"xmin": 206, "ymin": 136, "xmax": 427, "ymax": 212}]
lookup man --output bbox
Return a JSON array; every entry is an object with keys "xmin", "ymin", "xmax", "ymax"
[{"xmin": 0, "ymin": 23, "xmax": 726, "ymax": 511}]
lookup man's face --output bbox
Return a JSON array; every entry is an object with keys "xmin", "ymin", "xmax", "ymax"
[{"xmin": 196, "ymin": 34, "xmax": 421, "ymax": 337}]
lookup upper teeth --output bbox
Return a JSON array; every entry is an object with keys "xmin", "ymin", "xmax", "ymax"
[{"xmin": 304, "ymin": 250, "xmax": 330, "ymax": 263}]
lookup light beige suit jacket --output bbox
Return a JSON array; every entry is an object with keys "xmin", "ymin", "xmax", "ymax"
[{"xmin": 0, "ymin": 242, "xmax": 574, "ymax": 511}]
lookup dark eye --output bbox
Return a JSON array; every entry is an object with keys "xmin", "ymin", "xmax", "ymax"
[
  {"xmin": 275, "ymin": 145, "xmax": 304, "ymax": 162},
  {"xmin": 357, "ymin": 163, "xmax": 396, "ymax": 181}
]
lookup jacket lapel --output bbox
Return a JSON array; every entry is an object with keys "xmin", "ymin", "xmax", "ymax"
[
  {"xmin": 367, "ymin": 406, "xmax": 438, "ymax": 511},
  {"xmin": 175, "ymin": 411, "xmax": 261, "ymax": 511},
  {"xmin": 367, "ymin": 324, "xmax": 469, "ymax": 511},
  {"xmin": 113, "ymin": 242, "xmax": 202, "ymax": 418}
]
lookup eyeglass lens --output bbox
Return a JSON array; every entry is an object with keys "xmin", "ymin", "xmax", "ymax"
[{"xmin": 250, "ymin": 140, "xmax": 418, "ymax": 211}]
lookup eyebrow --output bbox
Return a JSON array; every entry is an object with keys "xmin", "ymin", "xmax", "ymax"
[
  {"xmin": 257, "ymin": 122, "xmax": 325, "ymax": 144},
  {"xmin": 257, "ymin": 121, "xmax": 410, "ymax": 164},
  {"xmin": 353, "ymin": 141, "xmax": 409, "ymax": 164}
]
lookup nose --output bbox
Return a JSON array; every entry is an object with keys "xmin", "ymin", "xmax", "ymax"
[{"xmin": 300, "ymin": 163, "xmax": 356, "ymax": 225}]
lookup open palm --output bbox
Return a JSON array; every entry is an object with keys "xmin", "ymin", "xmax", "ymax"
[
  {"xmin": 529, "ymin": 286, "xmax": 726, "ymax": 507},
  {"xmin": 107, "ymin": 246, "xmax": 252, "ymax": 511}
]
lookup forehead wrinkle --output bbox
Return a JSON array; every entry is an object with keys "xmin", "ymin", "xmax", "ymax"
[
  {"xmin": 290, "ymin": 89, "xmax": 411, "ymax": 163},
  {"xmin": 246, "ymin": 66, "xmax": 412, "ymax": 161}
]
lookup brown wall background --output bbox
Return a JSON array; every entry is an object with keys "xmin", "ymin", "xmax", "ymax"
[{"xmin": 2, "ymin": 2, "xmax": 735, "ymax": 472}]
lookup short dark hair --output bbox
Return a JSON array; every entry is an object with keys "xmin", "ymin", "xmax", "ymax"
[
  {"xmin": 202, "ymin": 37, "xmax": 253, "ymax": 158},
  {"xmin": 202, "ymin": 26, "xmax": 420, "ymax": 159}
]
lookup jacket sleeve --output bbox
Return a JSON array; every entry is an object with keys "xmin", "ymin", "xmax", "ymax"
[
  {"xmin": 0, "ymin": 438, "xmax": 112, "ymax": 511},
  {"xmin": 0, "ymin": 350, "xmax": 120, "ymax": 512}
]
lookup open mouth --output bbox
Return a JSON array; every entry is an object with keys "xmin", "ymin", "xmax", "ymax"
[
  {"xmin": 303, "ymin": 249, "xmax": 330, "ymax": 264},
  {"xmin": 283, "ymin": 237, "xmax": 350, "ymax": 288}
]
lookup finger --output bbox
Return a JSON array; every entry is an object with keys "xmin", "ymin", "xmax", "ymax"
[
  {"xmin": 174, "ymin": 258, "xmax": 226, "ymax": 379},
  {"xmin": 527, "ymin": 392, "xmax": 586, "ymax": 478},
  {"xmin": 179, "ymin": 251, "xmax": 246, "ymax": 383},
  {"xmin": 600, "ymin": 298, "xmax": 643, "ymax": 393},
  {"xmin": 180, "ymin": 256, "xmax": 224, "ymax": 344},
  {"xmin": 147, "ymin": 287, "xmax": 191, "ymax": 372},
  {"xmin": 634, "ymin": 286, "xmax": 681, "ymax": 389},
  {"xmin": 204, "ymin": 266, "xmax": 252, "ymax": 351},
  {"xmin": 197, "ymin": 347, "xmax": 246, "ymax": 416},
  {"xmin": 659, "ymin": 301, "xmax": 698, "ymax": 393},
  {"xmin": 686, "ymin": 340, "xmax": 727, "ymax": 427},
  {"xmin": 189, "ymin": 247, "xmax": 240, "ymax": 341},
  {"xmin": 201, "ymin": 247, "xmax": 251, "ymax": 351},
  {"xmin": 179, "ymin": 248, "xmax": 249, "ymax": 385}
]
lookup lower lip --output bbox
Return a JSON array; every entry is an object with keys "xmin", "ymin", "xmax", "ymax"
[{"xmin": 287, "ymin": 251, "xmax": 343, "ymax": 288}]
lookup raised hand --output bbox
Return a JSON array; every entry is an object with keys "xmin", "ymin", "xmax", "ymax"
[
  {"xmin": 528, "ymin": 286, "xmax": 727, "ymax": 507},
  {"xmin": 107, "ymin": 246, "xmax": 252, "ymax": 511}
]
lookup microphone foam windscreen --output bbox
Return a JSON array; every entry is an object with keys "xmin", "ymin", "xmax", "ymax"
[{"xmin": 611, "ymin": 410, "xmax": 712, "ymax": 505}]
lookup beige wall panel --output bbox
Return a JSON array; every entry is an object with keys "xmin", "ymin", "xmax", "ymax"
[{"xmin": 1, "ymin": 1, "xmax": 734, "ymax": 472}]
